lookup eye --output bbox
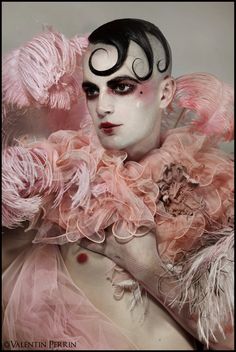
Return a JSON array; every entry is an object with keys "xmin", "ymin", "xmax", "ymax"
[
  {"xmin": 82, "ymin": 85, "xmax": 99, "ymax": 100},
  {"xmin": 116, "ymin": 83, "xmax": 131, "ymax": 92},
  {"xmin": 112, "ymin": 82, "xmax": 136, "ymax": 95}
]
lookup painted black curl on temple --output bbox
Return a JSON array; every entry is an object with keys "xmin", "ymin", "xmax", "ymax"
[{"xmin": 88, "ymin": 18, "xmax": 171, "ymax": 81}]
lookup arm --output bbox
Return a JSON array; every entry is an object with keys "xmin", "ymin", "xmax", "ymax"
[{"xmin": 80, "ymin": 229, "xmax": 234, "ymax": 350}]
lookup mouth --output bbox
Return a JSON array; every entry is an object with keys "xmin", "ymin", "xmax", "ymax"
[{"xmin": 99, "ymin": 122, "xmax": 122, "ymax": 135}]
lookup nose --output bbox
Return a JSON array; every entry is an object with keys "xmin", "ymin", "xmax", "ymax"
[{"xmin": 96, "ymin": 92, "xmax": 114, "ymax": 118}]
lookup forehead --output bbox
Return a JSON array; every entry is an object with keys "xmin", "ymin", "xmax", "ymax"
[{"xmin": 82, "ymin": 41, "xmax": 150, "ymax": 82}]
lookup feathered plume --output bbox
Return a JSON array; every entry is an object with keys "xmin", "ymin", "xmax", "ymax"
[
  {"xmin": 2, "ymin": 144, "xmax": 60, "ymax": 228},
  {"xmin": 171, "ymin": 73, "xmax": 234, "ymax": 141},
  {"xmin": 70, "ymin": 33, "xmax": 89, "ymax": 56},
  {"xmin": 2, "ymin": 29, "xmax": 89, "ymax": 111},
  {"xmin": 2, "ymin": 29, "xmax": 90, "ymax": 147},
  {"xmin": 159, "ymin": 228, "xmax": 234, "ymax": 347},
  {"xmin": 2, "ymin": 49, "xmax": 32, "ymax": 109}
]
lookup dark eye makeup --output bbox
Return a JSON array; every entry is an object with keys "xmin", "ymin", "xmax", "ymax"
[
  {"xmin": 82, "ymin": 75, "xmax": 140, "ymax": 100},
  {"xmin": 82, "ymin": 82, "xmax": 99, "ymax": 100}
]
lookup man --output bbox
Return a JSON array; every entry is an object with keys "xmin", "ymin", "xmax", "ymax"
[{"xmin": 2, "ymin": 18, "xmax": 233, "ymax": 350}]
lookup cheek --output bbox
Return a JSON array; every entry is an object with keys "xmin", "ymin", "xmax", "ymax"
[
  {"xmin": 133, "ymin": 83, "xmax": 157, "ymax": 107},
  {"xmin": 87, "ymin": 101, "xmax": 97, "ymax": 122}
]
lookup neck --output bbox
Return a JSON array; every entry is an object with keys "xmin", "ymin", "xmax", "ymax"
[{"xmin": 125, "ymin": 131, "xmax": 161, "ymax": 162}]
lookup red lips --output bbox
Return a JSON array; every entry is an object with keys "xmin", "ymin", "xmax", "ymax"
[{"xmin": 99, "ymin": 122, "xmax": 122, "ymax": 129}]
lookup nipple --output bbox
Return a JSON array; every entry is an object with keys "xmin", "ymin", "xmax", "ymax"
[{"xmin": 77, "ymin": 253, "xmax": 88, "ymax": 264}]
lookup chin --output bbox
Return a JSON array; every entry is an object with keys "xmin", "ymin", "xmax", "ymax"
[
  {"xmin": 99, "ymin": 140, "xmax": 125, "ymax": 151},
  {"xmin": 101, "ymin": 143, "xmax": 122, "ymax": 150}
]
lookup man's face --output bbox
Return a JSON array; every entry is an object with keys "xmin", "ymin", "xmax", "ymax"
[{"xmin": 82, "ymin": 41, "xmax": 163, "ymax": 155}]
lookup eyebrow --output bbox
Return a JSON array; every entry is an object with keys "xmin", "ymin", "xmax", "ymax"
[
  {"xmin": 82, "ymin": 81, "xmax": 98, "ymax": 89},
  {"xmin": 82, "ymin": 75, "xmax": 140, "ymax": 89},
  {"xmin": 107, "ymin": 75, "xmax": 140, "ymax": 86}
]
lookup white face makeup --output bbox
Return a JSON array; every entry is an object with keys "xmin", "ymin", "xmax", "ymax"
[{"xmin": 82, "ymin": 40, "xmax": 165, "ymax": 160}]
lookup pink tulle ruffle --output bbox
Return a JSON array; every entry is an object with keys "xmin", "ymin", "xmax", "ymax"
[{"xmin": 2, "ymin": 244, "xmax": 136, "ymax": 350}]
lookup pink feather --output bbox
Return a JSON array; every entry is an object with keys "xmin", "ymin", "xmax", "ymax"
[
  {"xmin": 173, "ymin": 73, "xmax": 234, "ymax": 141},
  {"xmin": 2, "ymin": 49, "xmax": 31, "ymax": 108},
  {"xmin": 2, "ymin": 30, "xmax": 90, "ymax": 145},
  {"xmin": 2, "ymin": 144, "xmax": 61, "ymax": 228},
  {"xmin": 70, "ymin": 34, "xmax": 89, "ymax": 56},
  {"xmin": 2, "ymin": 29, "xmax": 89, "ymax": 111}
]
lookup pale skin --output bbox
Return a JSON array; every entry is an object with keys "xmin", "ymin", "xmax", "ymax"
[
  {"xmin": 81, "ymin": 41, "xmax": 234, "ymax": 350},
  {"xmin": 82, "ymin": 40, "xmax": 175, "ymax": 161}
]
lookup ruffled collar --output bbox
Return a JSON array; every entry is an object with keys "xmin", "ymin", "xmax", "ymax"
[{"xmin": 29, "ymin": 126, "xmax": 233, "ymax": 262}]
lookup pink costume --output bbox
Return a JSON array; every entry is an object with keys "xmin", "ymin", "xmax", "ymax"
[{"xmin": 2, "ymin": 29, "xmax": 234, "ymax": 349}]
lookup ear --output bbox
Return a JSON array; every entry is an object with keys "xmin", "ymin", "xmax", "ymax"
[{"xmin": 159, "ymin": 76, "xmax": 176, "ymax": 109}]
